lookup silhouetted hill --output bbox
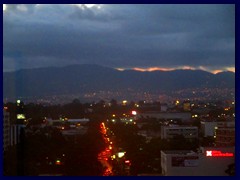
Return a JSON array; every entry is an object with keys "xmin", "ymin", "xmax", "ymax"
[{"xmin": 3, "ymin": 64, "xmax": 235, "ymax": 99}]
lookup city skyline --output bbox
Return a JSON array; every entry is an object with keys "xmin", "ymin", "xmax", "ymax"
[{"xmin": 3, "ymin": 4, "xmax": 235, "ymax": 73}]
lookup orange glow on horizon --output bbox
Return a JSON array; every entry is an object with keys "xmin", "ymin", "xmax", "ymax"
[
  {"xmin": 212, "ymin": 70, "xmax": 223, "ymax": 74},
  {"xmin": 225, "ymin": 67, "xmax": 235, "ymax": 73},
  {"xmin": 132, "ymin": 67, "xmax": 176, "ymax": 72},
  {"xmin": 115, "ymin": 66, "xmax": 235, "ymax": 74}
]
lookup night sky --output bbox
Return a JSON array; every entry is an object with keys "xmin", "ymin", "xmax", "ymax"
[{"xmin": 3, "ymin": 4, "xmax": 235, "ymax": 73}]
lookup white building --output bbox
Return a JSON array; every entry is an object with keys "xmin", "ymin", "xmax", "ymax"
[
  {"xmin": 47, "ymin": 118, "xmax": 89, "ymax": 136},
  {"xmin": 161, "ymin": 147, "xmax": 235, "ymax": 176},
  {"xmin": 161, "ymin": 125, "xmax": 198, "ymax": 139},
  {"xmin": 138, "ymin": 112, "xmax": 191, "ymax": 122}
]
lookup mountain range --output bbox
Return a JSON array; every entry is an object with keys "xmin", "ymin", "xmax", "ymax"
[{"xmin": 3, "ymin": 64, "xmax": 235, "ymax": 99}]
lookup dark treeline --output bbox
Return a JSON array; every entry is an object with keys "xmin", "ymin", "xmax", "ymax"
[{"xmin": 4, "ymin": 98, "xmax": 139, "ymax": 123}]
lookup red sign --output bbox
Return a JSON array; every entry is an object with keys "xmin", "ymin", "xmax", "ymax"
[{"xmin": 206, "ymin": 150, "xmax": 234, "ymax": 157}]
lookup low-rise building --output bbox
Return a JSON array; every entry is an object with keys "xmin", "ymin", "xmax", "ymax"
[
  {"xmin": 47, "ymin": 118, "xmax": 89, "ymax": 136},
  {"xmin": 161, "ymin": 125, "xmax": 198, "ymax": 139},
  {"xmin": 161, "ymin": 146, "xmax": 235, "ymax": 176},
  {"xmin": 138, "ymin": 112, "xmax": 191, "ymax": 122}
]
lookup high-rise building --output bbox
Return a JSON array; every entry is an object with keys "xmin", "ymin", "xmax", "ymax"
[
  {"xmin": 215, "ymin": 121, "xmax": 235, "ymax": 147},
  {"xmin": 3, "ymin": 108, "xmax": 10, "ymax": 151}
]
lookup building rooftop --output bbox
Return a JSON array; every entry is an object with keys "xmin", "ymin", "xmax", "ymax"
[{"xmin": 161, "ymin": 150, "xmax": 197, "ymax": 155}]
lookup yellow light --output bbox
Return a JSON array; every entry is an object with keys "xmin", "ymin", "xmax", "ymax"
[
  {"xmin": 122, "ymin": 100, "xmax": 127, "ymax": 105},
  {"xmin": 17, "ymin": 114, "xmax": 26, "ymax": 119},
  {"xmin": 17, "ymin": 100, "xmax": 21, "ymax": 104},
  {"xmin": 55, "ymin": 159, "xmax": 61, "ymax": 165},
  {"xmin": 118, "ymin": 152, "xmax": 125, "ymax": 158},
  {"xmin": 112, "ymin": 114, "xmax": 116, "ymax": 117}
]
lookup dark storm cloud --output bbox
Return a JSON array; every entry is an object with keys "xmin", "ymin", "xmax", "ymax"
[{"xmin": 3, "ymin": 4, "xmax": 235, "ymax": 72}]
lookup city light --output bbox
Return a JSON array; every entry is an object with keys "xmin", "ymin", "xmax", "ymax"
[
  {"xmin": 118, "ymin": 152, "xmax": 125, "ymax": 158},
  {"xmin": 135, "ymin": 104, "xmax": 140, "ymax": 107},
  {"xmin": 131, "ymin": 111, "xmax": 137, "ymax": 115},
  {"xmin": 122, "ymin": 100, "xmax": 127, "ymax": 105},
  {"xmin": 17, "ymin": 114, "xmax": 26, "ymax": 119},
  {"xmin": 55, "ymin": 159, "xmax": 62, "ymax": 165}
]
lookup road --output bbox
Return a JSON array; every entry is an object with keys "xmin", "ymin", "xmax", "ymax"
[{"xmin": 98, "ymin": 122, "xmax": 113, "ymax": 176}]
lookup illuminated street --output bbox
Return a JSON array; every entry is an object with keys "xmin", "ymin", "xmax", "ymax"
[{"xmin": 98, "ymin": 122, "xmax": 113, "ymax": 176}]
